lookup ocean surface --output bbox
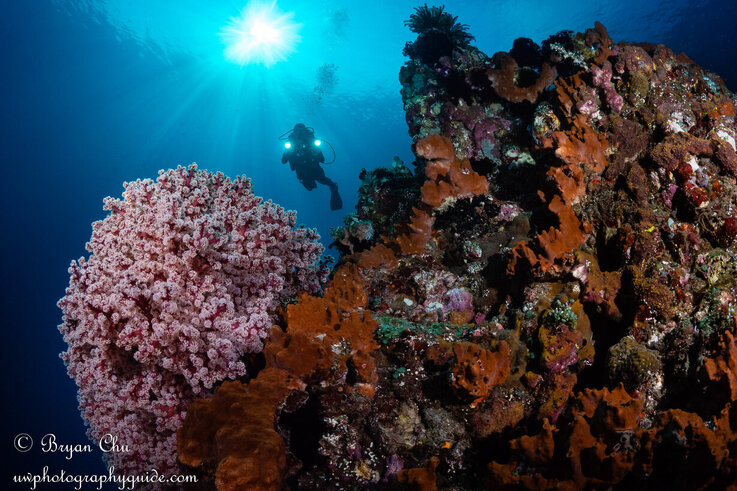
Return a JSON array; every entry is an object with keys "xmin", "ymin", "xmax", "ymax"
[{"xmin": 2, "ymin": 0, "xmax": 736, "ymax": 486}]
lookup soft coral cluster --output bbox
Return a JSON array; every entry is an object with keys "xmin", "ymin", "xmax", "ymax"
[{"xmin": 58, "ymin": 164, "xmax": 326, "ymax": 474}]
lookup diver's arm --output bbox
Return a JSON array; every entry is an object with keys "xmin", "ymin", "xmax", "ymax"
[
  {"xmin": 315, "ymin": 149, "xmax": 325, "ymax": 163},
  {"xmin": 281, "ymin": 152, "xmax": 289, "ymax": 164}
]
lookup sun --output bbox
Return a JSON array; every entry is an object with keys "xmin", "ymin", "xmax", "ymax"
[{"xmin": 220, "ymin": 1, "xmax": 302, "ymax": 67}]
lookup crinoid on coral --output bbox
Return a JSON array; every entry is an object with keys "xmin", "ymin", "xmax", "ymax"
[{"xmin": 403, "ymin": 4, "xmax": 474, "ymax": 66}]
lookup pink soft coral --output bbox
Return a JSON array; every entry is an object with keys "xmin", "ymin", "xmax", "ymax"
[{"xmin": 57, "ymin": 164, "xmax": 327, "ymax": 474}]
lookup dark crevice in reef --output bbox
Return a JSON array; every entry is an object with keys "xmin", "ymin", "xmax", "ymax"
[
  {"xmin": 280, "ymin": 390, "xmax": 325, "ymax": 482},
  {"xmin": 574, "ymin": 304, "xmax": 628, "ymax": 392},
  {"xmin": 242, "ymin": 351, "xmax": 266, "ymax": 380}
]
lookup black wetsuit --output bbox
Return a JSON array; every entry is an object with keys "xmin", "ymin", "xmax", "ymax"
[
  {"xmin": 282, "ymin": 145, "xmax": 330, "ymax": 190},
  {"xmin": 282, "ymin": 142, "xmax": 342, "ymax": 210}
]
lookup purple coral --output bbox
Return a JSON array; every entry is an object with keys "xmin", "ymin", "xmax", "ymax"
[
  {"xmin": 444, "ymin": 101, "xmax": 510, "ymax": 160},
  {"xmin": 445, "ymin": 287, "xmax": 474, "ymax": 312},
  {"xmin": 57, "ymin": 164, "xmax": 327, "ymax": 474},
  {"xmin": 592, "ymin": 61, "xmax": 623, "ymax": 113}
]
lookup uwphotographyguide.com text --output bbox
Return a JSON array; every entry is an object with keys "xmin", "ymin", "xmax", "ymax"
[{"xmin": 13, "ymin": 466, "xmax": 197, "ymax": 490}]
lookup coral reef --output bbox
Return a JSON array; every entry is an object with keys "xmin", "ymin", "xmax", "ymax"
[
  {"xmin": 57, "ymin": 165, "xmax": 327, "ymax": 475},
  {"xmin": 330, "ymin": 157, "xmax": 421, "ymax": 256},
  {"xmin": 57, "ymin": 7, "xmax": 737, "ymax": 490},
  {"xmin": 178, "ymin": 15, "xmax": 737, "ymax": 487}
]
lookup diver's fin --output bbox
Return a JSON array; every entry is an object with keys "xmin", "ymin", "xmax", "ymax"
[{"xmin": 330, "ymin": 185, "xmax": 343, "ymax": 210}]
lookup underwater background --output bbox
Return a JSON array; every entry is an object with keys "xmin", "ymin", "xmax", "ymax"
[{"xmin": 2, "ymin": 0, "xmax": 736, "ymax": 485}]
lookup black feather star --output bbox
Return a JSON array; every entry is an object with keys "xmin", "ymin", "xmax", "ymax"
[{"xmin": 404, "ymin": 4, "xmax": 474, "ymax": 48}]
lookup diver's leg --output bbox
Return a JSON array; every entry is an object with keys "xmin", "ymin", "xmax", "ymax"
[
  {"xmin": 313, "ymin": 166, "xmax": 334, "ymax": 187},
  {"xmin": 315, "ymin": 169, "xmax": 342, "ymax": 210},
  {"xmin": 329, "ymin": 184, "xmax": 342, "ymax": 210}
]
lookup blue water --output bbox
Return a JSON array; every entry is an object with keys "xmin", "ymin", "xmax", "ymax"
[{"xmin": 2, "ymin": 0, "xmax": 736, "ymax": 485}]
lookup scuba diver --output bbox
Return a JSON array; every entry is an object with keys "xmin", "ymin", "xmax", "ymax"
[{"xmin": 281, "ymin": 123, "xmax": 342, "ymax": 210}]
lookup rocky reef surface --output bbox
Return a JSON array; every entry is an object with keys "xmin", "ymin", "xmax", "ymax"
[{"xmin": 177, "ymin": 11, "xmax": 737, "ymax": 491}]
